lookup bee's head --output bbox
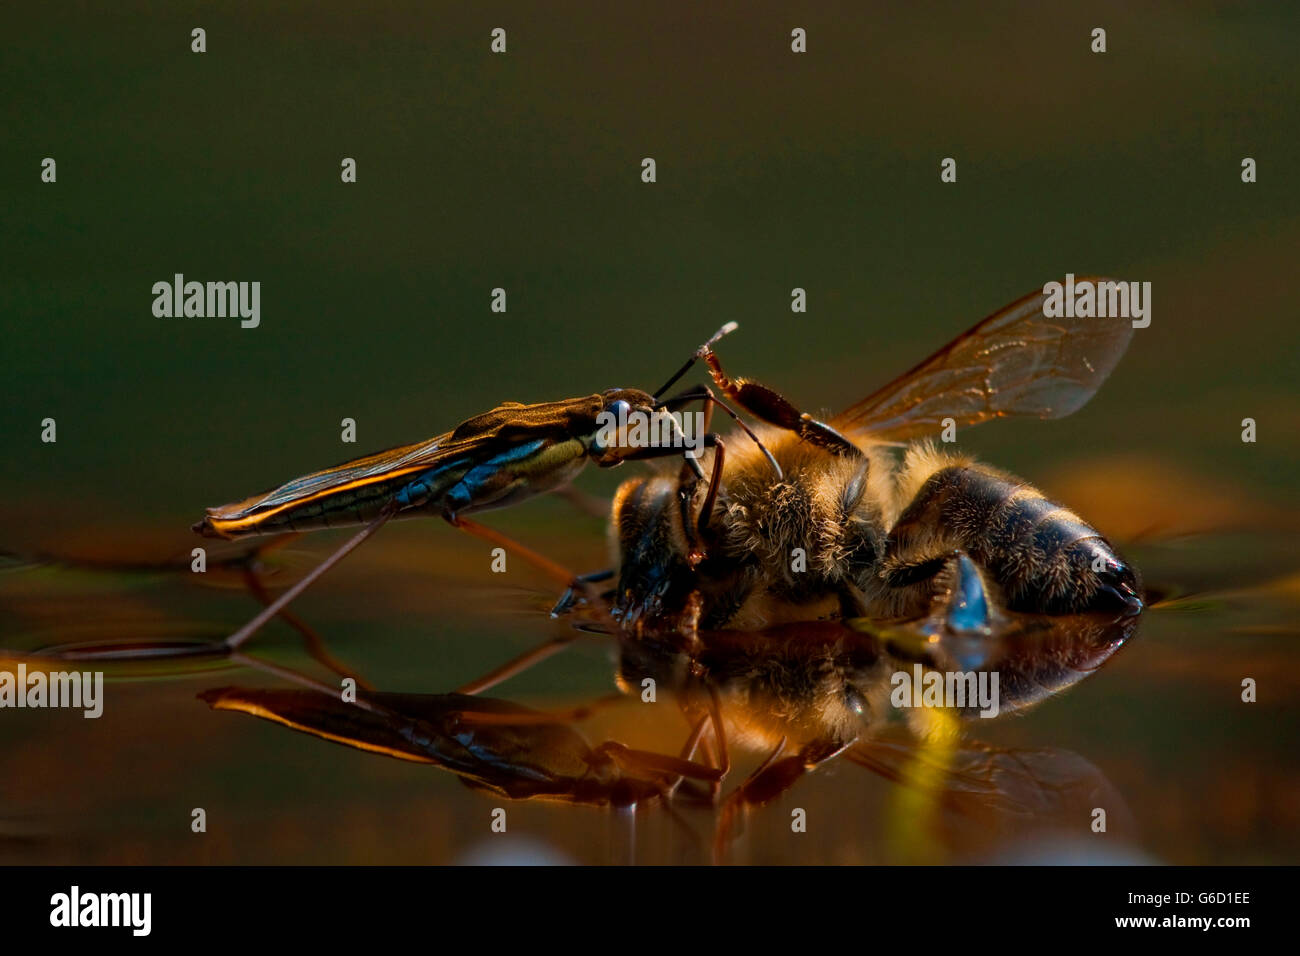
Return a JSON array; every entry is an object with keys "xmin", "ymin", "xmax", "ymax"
[{"xmin": 608, "ymin": 473, "xmax": 700, "ymax": 627}]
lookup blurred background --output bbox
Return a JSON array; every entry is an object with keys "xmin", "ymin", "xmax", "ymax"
[{"xmin": 1, "ymin": 1, "xmax": 1297, "ymax": 864}]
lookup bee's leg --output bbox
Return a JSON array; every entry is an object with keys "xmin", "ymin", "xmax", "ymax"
[
  {"xmin": 695, "ymin": 434, "xmax": 726, "ymax": 536},
  {"xmin": 872, "ymin": 544, "xmax": 972, "ymax": 624},
  {"xmin": 550, "ymin": 569, "xmax": 615, "ymax": 617},
  {"xmin": 870, "ymin": 547, "xmax": 996, "ymax": 628},
  {"xmin": 699, "ymin": 349, "xmax": 861, "ymax": 457},
  {"xmin": 872, "ymin": 468, "xmax": 983, "ymax": 620},
  {"xmin": 936, "ymin": 551, "xmax": 994, "ymax": 633},
  {"xmin": 622, "ymin": 432, "xmax": 728, "ymax": 540}
]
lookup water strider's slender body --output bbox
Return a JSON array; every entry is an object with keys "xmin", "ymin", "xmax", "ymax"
[{"xmin": 194, "ymin": 392, "xmax": 663, "ymax": 538}]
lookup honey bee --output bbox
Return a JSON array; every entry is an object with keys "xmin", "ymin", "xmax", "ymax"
[{"xmin": 609, "ymin": 280, "xmax": 1143, "ymax": 631}]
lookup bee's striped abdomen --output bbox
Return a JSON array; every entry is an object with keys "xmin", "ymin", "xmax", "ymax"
[{"xmin": 884, "ymin": 464, "xmax": 1142, "ymax": 616}]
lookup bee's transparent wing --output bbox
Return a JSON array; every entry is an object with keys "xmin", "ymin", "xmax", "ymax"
[{"xmin": 831, "ymin": 279, "xmax": 1135, "ymax": 443}]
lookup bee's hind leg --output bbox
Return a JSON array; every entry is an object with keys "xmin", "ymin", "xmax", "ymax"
[
  {"xmin": 868, "ymin": 530, "xmax": 1001, "ymax": 628},
  {"xmin": 932, "ymin": 551, "xmax": 995, "ymax": 634}
]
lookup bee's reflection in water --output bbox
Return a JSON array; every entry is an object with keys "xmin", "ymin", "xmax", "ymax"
[{"xmin": 189, "ymin": 591, "xmax": 1139, "ymax": 861}]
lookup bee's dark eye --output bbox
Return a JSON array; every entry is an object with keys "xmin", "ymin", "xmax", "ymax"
[{"xmin": 608, "ymin": 399, "xmax": 630, "ymax": 419}]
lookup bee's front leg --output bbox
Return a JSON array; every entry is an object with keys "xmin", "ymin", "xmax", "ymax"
[{"xmin": 550, "ymin": 569, "xmax": 615, "ymax": 617}]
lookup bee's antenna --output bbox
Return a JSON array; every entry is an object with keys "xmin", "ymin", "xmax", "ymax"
[
  {"xmin": 652, "ymin": 322, "xmax": 739, "ymax": 400},
  {"xmin": 713, "ymin": 398, "xmax": 783, "ymax": 479},
  {"xmin": 705, "ymin": 320, "xmax": 740, "ymax": 347}
]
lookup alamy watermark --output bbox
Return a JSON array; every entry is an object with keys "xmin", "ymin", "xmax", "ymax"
[
  {"xmin": 594, "ymin": 403, "xmax": 707, "ymax": 457},
  {"xmin": 1042, "ymin": 273, "xmax": 1150, "ymax": 328},
  {"xmin": 0, "ymin": 663, "xmax": 103, "ymax": 718},
  {"xmin": 890, "ymin": 663, "xmax": 1000, "ymax": 718},
  {"xmin": 152, "ymin": 273, "xmax": 260, "ymax": 328},
  {"xmin": 50, "ymin": 886, "xmax": 150, "ymax": 936}
]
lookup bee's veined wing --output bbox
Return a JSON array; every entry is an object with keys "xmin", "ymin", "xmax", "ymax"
[{"xmin": 830, "ymin": 279, "xmax": 1135, "ymax": 443}]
